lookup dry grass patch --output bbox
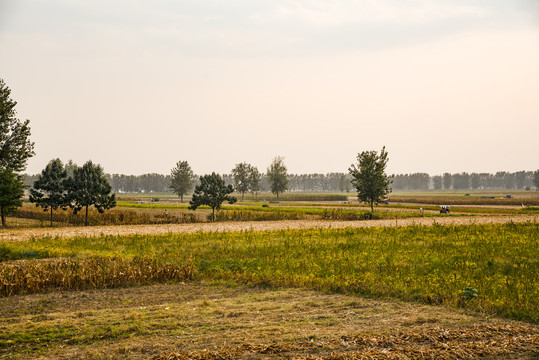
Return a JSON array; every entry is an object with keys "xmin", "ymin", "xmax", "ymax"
[
  {"xmin": 0, "ymin": 282, "xmax": 536, "ymax": 359},
  {"xmin": 1, "ymin": 215, "xmax": 537, "ymax": 242}
]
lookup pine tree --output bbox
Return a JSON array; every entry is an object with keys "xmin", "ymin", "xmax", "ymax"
[
  {"xmin": 67, "ymin": 161, "xmax": 116, "ymax": 226},
  {"xmin": 189, "ymin": 173, "xmax": 236, "ymax": 221},
  {"xmin": 30, "ymin": 159, "xmax": 70, "ymax": 226}
]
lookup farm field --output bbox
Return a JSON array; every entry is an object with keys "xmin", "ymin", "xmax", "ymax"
[
  {"xmin": 1, "ymin": 283, "xmax": 537, "ymax": 359},
  {"xmin": 1, "ymin": 214, "xmax": 537, "ymax": 242},
  {"xmin": 8, "ymin": 190, "xmax": 539, "ymax": 229},
  {"xmin": 1, "ymin": 194, "xmax": 538, "ymax": 359}
]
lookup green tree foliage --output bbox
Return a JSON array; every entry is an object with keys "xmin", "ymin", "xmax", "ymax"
[
  {"xmin": 231, "ymin": 162, "xmax": 252, "ymax": 201},
  {"xmin": 452, "ymin": 172, "xmax": 471, "ymax": 190},
  {"xmin": 68, "ymin": 161, "xmax": 116, "ymax": 226},
  {"xmin": 0, "ymin": 79, "xmax": 34, "ymax": 226},
  {"xmin": 29, "ymin": 159, "xmax": 70, "ymax": 226},
  {"xmin": 349, "ymin": 146, "xmax": 392, "ymax": 213},
  {"xmin": 267, "ymin": 156, "xmax": 288, "ymax": 200},
  {"xmin": 338, "ymin": 174, "xmax": 351, "ymax": 193},
  {"xmin": 534, "ymin": 170, "xmax": 539, "ymax": 190},
  {"xmin": 432, "ymin": 175, "xmax": 443, "ymax": 190},
  {"xmin": 248, "ymin": 165, "xmax": 262, "ymax": 198},
  {"xmin": 0, "ymin": 169, "xmax": 25, "ymax": 227},
  {"xmin": 443, "ymin": 173, "xmax": 452, "ymax": 190},
  {"xmin": 189, "ymin": 173, "xmax": 237, "ymax": 221},
  {"xmin": 0, "ymin": 79, "xmax": 34, "ymax": 172},
  {"xmin": 170, "ymin": 161, "xmax": 194, "ymax": 203}
]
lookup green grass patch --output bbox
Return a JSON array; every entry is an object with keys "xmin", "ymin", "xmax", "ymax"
[{"xmin": 3, "ymin": 222, "xmax": 538, "ymax": 322}]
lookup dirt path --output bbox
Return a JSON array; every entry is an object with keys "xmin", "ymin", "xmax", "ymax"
[{"xmin": 1, "ymin": 215, "xmax": 537, "ymax": 242}]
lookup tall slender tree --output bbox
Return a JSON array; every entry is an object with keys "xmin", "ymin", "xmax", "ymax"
[
  {"xmin": 267, "ymin": 156, "xmax": 288, "ymax": 200},
  {"xmin": 248, "ymin": 165, "xmax": 262, "ymax": 198},
  {"xmin": 29, "ymin": 159, "xmax": 70, "ymax": 226},
  {"xmin": 170, "ymin": 161, "xmax": 195, "ymax": 203},
  {"xmin": 231, "ymin": 162, "xmax": 251, "ymax": 201},
  {"xmin": 349, "ymin": 147, "xmax": 392, "ymax": 213},
  {"xmin": 67, "ymin": 161, "xmax": 116, "ymax": 226}
]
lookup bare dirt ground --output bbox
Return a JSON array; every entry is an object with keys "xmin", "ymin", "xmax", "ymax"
[
  {"xmin": 1, "ymin": 282, "xmax": 537, "ymax": 359},
  {"xmin": 1, "ymin": 215, "xmax": 537, "ymax": 242}
]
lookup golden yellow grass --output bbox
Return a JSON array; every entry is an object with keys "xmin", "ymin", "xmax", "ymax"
[{"xmin": 1, "ymin": 214, "xmax": 537, "ymax": 242}]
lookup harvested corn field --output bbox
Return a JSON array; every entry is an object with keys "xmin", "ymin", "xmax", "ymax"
[
  {"xmin": 0, "ymin": 257, "xmax": 194, "ymax": 296},
  {"xmin": 0, "ymin": 283, "xmax": 536, "ymax": 359},
  {"xmin": 1, "ymin": 212, "xmax": 537, "ymax": 359}
]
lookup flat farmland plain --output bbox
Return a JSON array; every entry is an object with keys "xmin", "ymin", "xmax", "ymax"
[{"xmin": 1, "ymin": 200, "xmax": 537, "ymax": 359}]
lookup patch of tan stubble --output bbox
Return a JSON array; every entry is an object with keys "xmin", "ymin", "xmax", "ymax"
[{"xmin": 1, "ymin": 282, "xmax": 537, "ymax": 359}]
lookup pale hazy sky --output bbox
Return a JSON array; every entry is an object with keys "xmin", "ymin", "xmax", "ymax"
[{"xmin": 1, "ymin": 0, "xmax": 538, "ymax": 176}]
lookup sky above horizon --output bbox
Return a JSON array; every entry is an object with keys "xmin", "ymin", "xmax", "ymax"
[{"xmin": 1, "ymin": 0, "xmax": 538, "ymax": 176}]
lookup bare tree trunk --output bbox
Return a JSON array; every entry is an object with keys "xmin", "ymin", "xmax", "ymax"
[{"xmin": 0, "ymin": 208, "xmax": 5, "ymax": 228}]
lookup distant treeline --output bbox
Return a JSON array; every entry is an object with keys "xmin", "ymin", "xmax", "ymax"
[
  {"xmin": 393, "ymin": 171, "xmax": 536, "ymax": 191},
  {"xmin": 24, "ymin": 170, "xmax": 537, "ymax": 194}
]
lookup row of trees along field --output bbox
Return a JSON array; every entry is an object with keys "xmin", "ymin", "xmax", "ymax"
[
  {"xmin": 29, "ymin": 159, "xmax": 116, "ymax": 226},
  {"xmin": 21, "ymin": 167, "xmax": 539, "ymax": 195},
  {"xmin": 24, "ymin": 169, "xmax": 538, "ymax": 194}
]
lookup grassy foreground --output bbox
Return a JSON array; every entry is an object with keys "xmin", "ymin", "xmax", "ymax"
[{"xmin": 1, "ymin": 222, "xmax": 537, "ymax": 323}]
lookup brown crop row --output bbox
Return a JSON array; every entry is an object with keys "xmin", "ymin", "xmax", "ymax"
[
  {"xmin": 0, "ymin": 256, "xmax": 194, "ymax": 296},
  {"xmin": 15, "ymin": 205, "xmax": 198, "ymax": 226}
]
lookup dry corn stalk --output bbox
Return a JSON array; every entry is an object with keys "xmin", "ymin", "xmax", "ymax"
[{"xmin": 0, "ymin": 256, "xmax": 194, "ymax": 296}]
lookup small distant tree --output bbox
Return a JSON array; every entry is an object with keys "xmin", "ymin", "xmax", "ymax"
[
  {"xmin": 339, "ymin": 173, "xmax": 351, "ymax": 193},
  {"xmin": 443, "ymin": 173, "xmax": 452, "ymax": 190},
  {"xmin": 534, "ymin": 170, "xmax": 539, "ymax": 190},
  {"xmin": 470, "ymin": 173, "xmax": 481, "ymax": 190},
  {"xmin": 432, "ymin": 175, "xmax": 443, "ymax": 190},
  {"xmin": 267, "ymin": 156, "xmax": 288, "ymax": 200},
  {"xmin": 248, "ymin": 165, "xmax": 262, "ymax": 198},
  {"xmin": 29, "ymin": 158, "xmax": 70, "ymax": 226},
  {"xmin": 67, "ymin": 160, "xmax": 116, "ymax": 226},
  {"xmin": 170, "ymin": 161, "xmax": 194, "ymax": 203},
  {"xmin": 231, "ymin": 162, "xmax": 251, "ymax": 201},
  {"xmin": 0, "ymin": 169, "xmax": 25, "ymax": 227},
  {"xmin": 189, "ymin": 172, "xmax": 237, "ymax": 221},
  {"xmin": 349, "ymin": 146, "xmax": 392, "ymax": 213}
]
